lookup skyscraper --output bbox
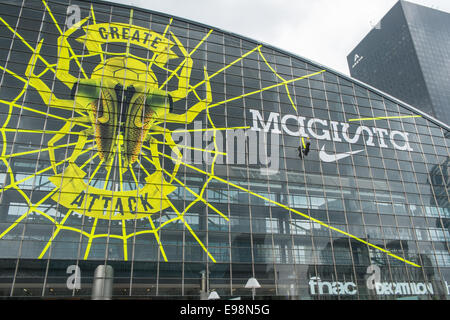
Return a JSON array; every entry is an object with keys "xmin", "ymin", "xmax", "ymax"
[{"xmin": 348, "ymin": 0, "xmax": 450, "ymax": 125}]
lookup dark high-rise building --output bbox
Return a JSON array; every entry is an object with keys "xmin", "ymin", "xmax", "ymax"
[{"xmin": 348, "ymin": 1, "xmax": 450, "ymax": 126}]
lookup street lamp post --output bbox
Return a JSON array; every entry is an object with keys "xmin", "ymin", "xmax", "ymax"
[
  {"xmin": 199, "ymin": 270, "xmax": 208, "ymax": 300},
  {"xmin": 245, "ymin": 277, "xmax": 261, "ymax": 300}
]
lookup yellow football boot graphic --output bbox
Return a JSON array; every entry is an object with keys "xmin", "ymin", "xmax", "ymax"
[
  {"xmin": 123, "ymin": 86, "xmax": 173, "ymax": 167},
  {"xmin": 73, "ymin": 77, "xmax": 172, "ymax": 166}
]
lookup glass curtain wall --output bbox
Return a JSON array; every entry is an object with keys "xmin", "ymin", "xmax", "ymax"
[{"xmin": 0, "ymin": 0, "xmax": 447, "ymax": 299}]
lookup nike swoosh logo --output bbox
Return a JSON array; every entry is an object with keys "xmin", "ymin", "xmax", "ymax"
[{"xmin": 319, "ymin": 145, "xmax": 364, "ymax": 162}]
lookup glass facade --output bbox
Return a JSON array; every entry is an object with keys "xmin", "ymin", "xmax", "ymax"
[
  {"xmin": 0, "ymin": 0, "xmax": 448, "ymax": 300},
  {"xmin": 348, "ymin": 0, "xmax": 450, "ymax": 126}
]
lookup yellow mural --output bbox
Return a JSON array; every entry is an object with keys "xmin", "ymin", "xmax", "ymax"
[{"xmin": 0, "ymin": 0, "xmax": 421, "ymax": 268}]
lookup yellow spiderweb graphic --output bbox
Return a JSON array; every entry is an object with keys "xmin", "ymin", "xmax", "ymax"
[{"xmin": 0, "ymin": 1, "xmax": 420, "ymax": 267}]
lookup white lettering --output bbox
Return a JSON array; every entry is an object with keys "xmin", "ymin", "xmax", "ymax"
[
  {"xmin": 342, "ymin": 123, "xmax": 374, "ymax": 146},
  {"xmin": 258, "ymin": 132, "xmax": 279, "ymax": 175},
  {"xmin": 427, "ymin": 283, "xmax": 434, "ymax": 295},
  {"xmin": 309, "ymin": 277, "xmax": 318, "ymax": 295},
  {"xmin": 249, "ymin": 110, "xmax": 414, "ymax": 152},
  {"xmin": 416, "ymin": 283, "xmax": 426, "ymax": 295},
  {"xmin": 352, "ymin": 54, "xmax": 364, "ymax": 68},
  {"xmin": 281, "ymin": 114, "xmax": 301, "ymax": 136},
  {"xmin": 374, "ymin": 282, "xmax": 433, "ymax": 295},
  {"xmin": 390, "ymin": 130, "xmax": 413, "ymax": 151},
  {"xmin": 66, "ymin": 5, "xmax": 81, "ymax": 29},
  {"xmin": 226, "ymin": 129, "xmax": 258, "ymax": 165},
  {"xmin": 372, "ymin": 128, "xmax": 389, "ymax": 148},
  {"xmin": 330, "ymin": 121, "xmax": 342, "ymax": 142},
  {"xmin": 342, "ymin": 123, "xmax": 361, "ymax": 144},
  {"xmin": 172, "ymin": 129, "xmax": 191, "ymax": 163},
  {"xmin": 66, "ymin": 265, "xmax": 81, "ymax": 290},
  {"xmin": 249, "ymin": 109, "xmax": 281, "ymax": 133},
  {"xmin": 203, "ymin": 130, "xmax": 223, "ymax": 165},
  {"xmin": 298, "ymin": 116, "xmax": 309, "ymax": 137},
  {"xmin": 366, "ymin": 264, "xmax": 381, "ymax": 290},
  {"xmin": 410, "ymin": 283, "xmax": 417, "ymax": 295},
  {"xmin": 307, "ymin": 118, "xmax": 331, "ymax": 140},
  {"xmin": 395, "ymin": 283, "xmax": 411, "ymax": 295},
  {"xmin": 319, "ymin": 280, "xmax": 332, "ymax": 295},
  {"xmin": 375, "ymin": 282, "xmax": 384, "ymax": 295},
  {"xmin": 308, "ymin": 277, "xmax": 357, "ymax": 295},
  {"xmin": 344, "ymin": 282, "xmax": 357, "ymax": 295}
]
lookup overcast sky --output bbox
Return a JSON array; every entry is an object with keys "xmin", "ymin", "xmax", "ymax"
[{"xmin": 107, "ymin": 0, "xmax": 450, "ymax": 76}]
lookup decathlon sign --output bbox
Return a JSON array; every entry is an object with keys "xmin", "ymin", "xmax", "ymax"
[
  {"xmin": 308, "ymin": 265, "xmax": 437, "ymax": 296},
  {"xmin": 308, "ymin": 276, "xmax": 435, "ymax": 296},
  {"xmin": 249, "ymin": 109, "xmax": 413, "ymax": 162},
  {"xmin": 366, "ymin": 264, "xmax": 435, "ymax": 296}
]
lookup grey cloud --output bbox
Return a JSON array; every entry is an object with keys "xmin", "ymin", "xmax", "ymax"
[{"xmin": 108, "ymin": 0, "xmax": 450, "ymax": 75}]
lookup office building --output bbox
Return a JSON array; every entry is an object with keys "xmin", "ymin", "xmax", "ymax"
[
  {"xmin": 0, "ymin": 0, "xmax": 448, "ymax": 299},
  {"xmin": 348, "ymin": 1, "xmax": 450, "ymax": 126}
]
